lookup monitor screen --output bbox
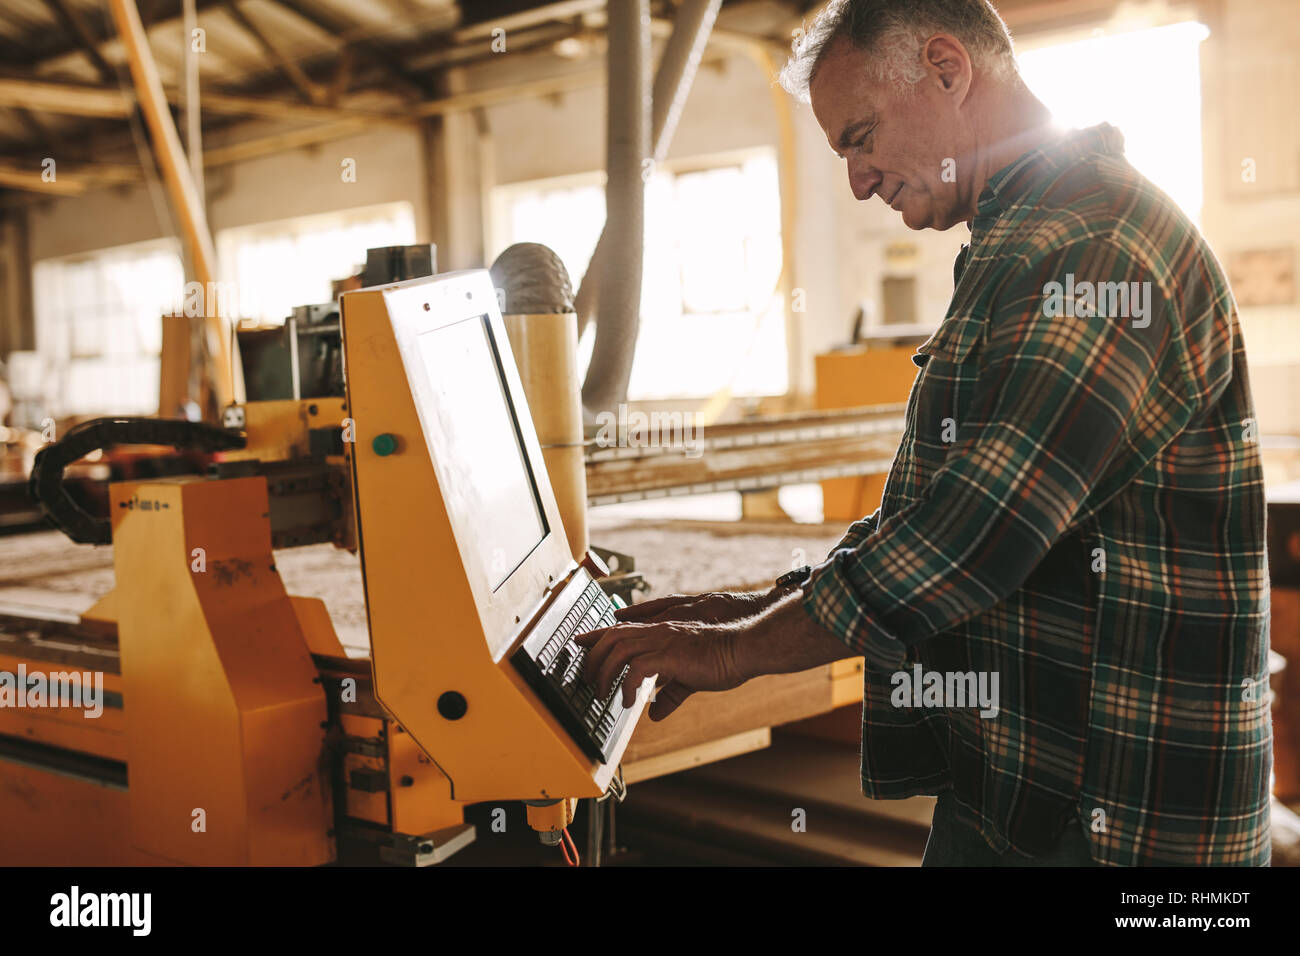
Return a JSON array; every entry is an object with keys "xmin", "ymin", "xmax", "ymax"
[{"xmin": 414, "ymin": 314, "xmax": 548, "ymax": 591}]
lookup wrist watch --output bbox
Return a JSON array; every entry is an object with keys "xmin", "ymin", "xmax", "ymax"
[{"xmin": 775, "ymin": 565, "xmax": 813, "ymax": 590}]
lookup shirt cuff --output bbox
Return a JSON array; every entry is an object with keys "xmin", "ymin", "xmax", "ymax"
[{"xmin": 801, "ymin": 549, "xmax": 907, "ymax": 672}]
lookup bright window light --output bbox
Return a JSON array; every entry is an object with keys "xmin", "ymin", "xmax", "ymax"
[
  {"xmin": 217, "ymin": 202, "xmax": 416, "ymax": 323},
  {"xmin": 1017, "ymin": 20, "xmax": 1210, "ymax": 221},
  {"xmin": 32, "ymin": 239, "xmax": 184, "ymax": 417},
  {"xmin": 491, "ymin": 150, "xmax": 787, "ymax": 401}
]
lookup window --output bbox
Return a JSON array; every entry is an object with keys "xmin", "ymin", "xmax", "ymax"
[
  {"xmin": 216, "ymin": 202, "xmax": 417, "ymax": 324},
  {"xmin": 32, "ymin": 239, "xmax": 184, "ymax": 417},
  {"xmin": 491, "ymin": 150, "xmax": 786, "ymax": 400},
  {"xmin": 1018, "ymin": 20, "xmax": 1209, "ymax": 222}
]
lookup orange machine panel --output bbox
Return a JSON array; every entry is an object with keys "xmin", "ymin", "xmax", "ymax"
[
  {"xmin": 814, "ymin": 346, "xmax": 917, "ymax": 522},
  {"xmin": 341, "ymin": 272, "xmax": 649, "ymax": 805},
  {"xmin": 110, "ymin": 476, "xmax": 335, "ymax": 865}
]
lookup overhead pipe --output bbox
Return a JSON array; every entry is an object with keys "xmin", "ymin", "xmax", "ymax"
[
  {"xmin": 579, "ymin": 0, "xmax": 724, "ymax": 419},
  {"xmin": 579, "ymin": 0, "xmax": 652, "ymax": 419},
  {"xmin": 581, "ymin": 11, "xmax": 804, "ymax": 413},
  {"xmin": 576, "ymin": 0, "xmax": 722, "ymax": 348}
]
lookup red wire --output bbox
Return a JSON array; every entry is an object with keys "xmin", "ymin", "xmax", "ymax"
[{"xmin": 560, "ymin": 827, "xmax": 580, "ymax": 867}]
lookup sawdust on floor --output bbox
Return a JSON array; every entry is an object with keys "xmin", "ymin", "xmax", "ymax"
[{"xmin": 0, "ymin": 517, "xmax": 851, "ymax": 654}]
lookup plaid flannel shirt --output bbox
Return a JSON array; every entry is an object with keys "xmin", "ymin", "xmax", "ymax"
[{"xmin": 803, "ymin": 124, "xmax": 1272, "ymax": 866}]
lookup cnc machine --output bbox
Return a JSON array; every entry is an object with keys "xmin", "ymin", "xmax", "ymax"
[{"xmin": 3, "ymin": 265, "xmax": 649, "ymax": 866}]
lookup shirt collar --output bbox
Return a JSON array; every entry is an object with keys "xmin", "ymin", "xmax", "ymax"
[{"xmin": 972, "ymin": 123, "xmax": 1127, "ymax": 233}]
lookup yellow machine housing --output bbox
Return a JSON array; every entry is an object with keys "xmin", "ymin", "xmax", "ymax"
[
  {"xmin": 341, "ymin": 270, "xmax": 652, "ymax": 804},
  {"xmin": 1, "ymin": 270, "xmax": 645, "ymax": 866}
]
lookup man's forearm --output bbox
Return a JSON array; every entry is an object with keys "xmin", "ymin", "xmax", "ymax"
[{"xmin": 733, "ymin": 590, "xmax": 854, "ymax": 681}]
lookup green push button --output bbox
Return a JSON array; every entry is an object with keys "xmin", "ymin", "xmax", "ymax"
[{"xmin": 372, "ymin": 433, "xmax": 398, "ymax": 456}]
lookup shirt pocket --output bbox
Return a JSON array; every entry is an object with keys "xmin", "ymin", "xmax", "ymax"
[{"xmin": 909, "ymin": 315, "xmax": 987, "ymax": 475}]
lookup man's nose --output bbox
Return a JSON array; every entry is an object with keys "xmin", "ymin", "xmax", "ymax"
[{"xmin": 848, "ymin": 159, "xmax": 883, "ymax": 202}]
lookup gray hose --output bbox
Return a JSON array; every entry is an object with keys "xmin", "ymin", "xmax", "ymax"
[
  {"xmin": 575, "ymin": 0, "xmax": 722, "ymax": 342},
  {"xmin": 580, "ymin": 0, "xmax": 651, "ymax": 419},
  {"xmin": 489, "ymin": 242, "xmax": 575, "ymax": 314}
]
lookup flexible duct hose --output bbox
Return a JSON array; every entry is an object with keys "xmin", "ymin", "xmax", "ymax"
[{"xmin": 579, "ymin": 0, "xmax": 651, "ymax": 420}]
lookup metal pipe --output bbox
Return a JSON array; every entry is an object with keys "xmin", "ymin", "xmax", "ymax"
[
  {"xmin": 182, "ymin": 0, "xmax": 204, "ymax": 198},
  {"xmin": 650, "ymin": 0, "xmax": 724, "ymax": 163},
  {"xmin": 575, "ymin": 0, "xmax": 722, "ymax": 350},
  {"xmin": 580, "ymin": 0, "xmax": 651, "ymax": 419}
]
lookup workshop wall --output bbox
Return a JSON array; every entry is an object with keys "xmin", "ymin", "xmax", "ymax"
[
  {"xmin": 1200, "ymin": 0, "xmax": 1300, "ymax": 435},
  {"xmin": 24, "ymin": 125, "xmax": 430, "ymax": 263}
]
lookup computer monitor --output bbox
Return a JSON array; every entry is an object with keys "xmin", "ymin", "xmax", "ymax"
[
  {"xmin": 410, "ymin": 314, "xmax": 548, "ymax": 592},
  {"xmin": 341, "ymin": 269, "xmax": 647, "ymax": 801}
]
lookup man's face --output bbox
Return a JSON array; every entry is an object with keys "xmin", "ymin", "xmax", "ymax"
[{"xmin": 810, "ymin": 35, "xmax": 970, "ymax": 231}]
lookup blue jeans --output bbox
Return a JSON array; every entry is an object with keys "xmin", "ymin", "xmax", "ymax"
[{"xmin": 922, "ymin": 792, "xmax": 1099, "ymax": 866}]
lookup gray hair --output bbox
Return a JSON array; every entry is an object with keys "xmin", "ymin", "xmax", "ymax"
[{"xmin": 779, "ymin": 0, "xmax": 1018, "ymax": 101}]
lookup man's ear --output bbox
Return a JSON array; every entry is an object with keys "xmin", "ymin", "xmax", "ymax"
[{"xmin": 923, "ymin": 34, "xmax": 973, "ymax": 101}]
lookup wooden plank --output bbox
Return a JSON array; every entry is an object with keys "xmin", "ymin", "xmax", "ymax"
[
  {"xmin": 621, "ymin": 663, "xmax": 835, "ymax": 763},
  {"xmin": 622, "ymin": 727, "xmax": 768, "ymax": 784},
  {"xmin": 584, "ymin": 404, "xmax": 905, "ymax": 503},
  {"xmin": 157, "ymin": 312, "xmax": 191, "ymax": 417},
  {"xmin": 586, "ymin": 435, "xmax": 900, "ymax": 501},
  {"xmin": 831, "ymin": 656, "xmax": 864, "ymax": 706}
]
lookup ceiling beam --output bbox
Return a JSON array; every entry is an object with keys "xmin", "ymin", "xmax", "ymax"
[
  {"xmin": 409, "ymin": 66, "xmax": 604, "ymax": 118},
  {"xmin": 0, "ymin": 75, "xmax": 412, "ymax": 125},
  {"xmin": 17, "ymin": 0, "xmax": 226, "ymax": 68},
  {"xmin": 5, "ymin": 108, "xmax": 62, "ymax": 154},
  {"xmin": 193, "ymin": 88, "xmax": 408, "ymax": 124},
  {"xmin": 43, "ymin": 0, "xmax": 117, "ymax": 83},
  {"xmin": 450, "ymin": 0, "xmax": 605, "ymax": 39},
  {"xmin": 406, "ymin": 20, "xmax": 582, "ymax": 72},
  {"xmin": 0, "ymin": 77, "xmax": 133, "ymax": 118},
  {"xmin": 0, "ymin": 162, "xmax": 86, "ymax": 195},
  {"xmin": 265, "ymin": 0, "xmax": 435, "ymax": 99},
  {"xmin": 202, "ymin": 119, "xmax": 369, "ymax": 167},
  {"xmin": 221, "ymin": 0, "xmax": 322, "ymax": 104},
  {"xmin": 0, "ymin": 158, "xmax": 140, "ymax": 195}
]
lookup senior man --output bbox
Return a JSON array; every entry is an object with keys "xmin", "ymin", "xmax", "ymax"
[{"xmin": 578, "ymin": 0, "xmax": 1271, "ymax": 867}]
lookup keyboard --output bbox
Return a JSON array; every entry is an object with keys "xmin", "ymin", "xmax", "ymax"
[{"xmin": 511, "ymin": 578, "xmax": 633, "ymax": 763}]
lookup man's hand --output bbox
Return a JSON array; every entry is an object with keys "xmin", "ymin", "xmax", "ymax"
[
  {"xmin": 576, "ymin": 590, "xmax": 850, "ymax": 721},
  {"xmin": 613, "ymin": 587, "xmax": 783, "ymax": 627}
]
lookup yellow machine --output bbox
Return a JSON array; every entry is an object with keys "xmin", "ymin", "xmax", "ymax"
[{"xmin": 4, "ymin": 268, "xmax": 649, "ymax": 865}]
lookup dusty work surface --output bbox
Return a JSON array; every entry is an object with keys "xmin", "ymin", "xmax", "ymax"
[{"xmin": 0, "ymin": 518, "xmax": 850, "ymax": 653}]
